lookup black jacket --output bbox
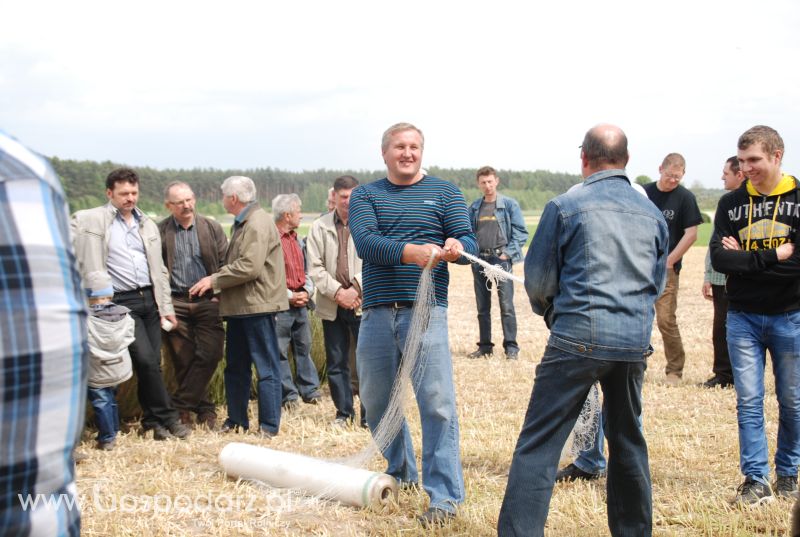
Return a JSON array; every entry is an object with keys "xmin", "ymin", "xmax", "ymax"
[{"xmin": 710, "ymin": 175, "xmax": 800, "ymax": 313}]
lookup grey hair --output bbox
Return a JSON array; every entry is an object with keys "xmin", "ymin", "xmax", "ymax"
[
  {"xmin": 164, "ymin": 181, "xmax": 192, "ymax": 201},
  {"xmin": 381, "ymin": 122, "xmax": 424, "ymax": 153},
  {"xmin": 220, "ymin": 176, "xmax": 256, "ymax": 203},
  {"xmin": 272, "ymin": 193, "xmax": 301, "ymax": 221}
]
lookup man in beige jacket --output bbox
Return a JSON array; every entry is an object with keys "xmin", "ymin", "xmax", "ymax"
[
  {"xmin": 306, "ymin": 175, "xmax": 364, "ymax": 426},
  {"xmin": 72, "ymin": 167, "xmax": 188, "ymax": 441},
  {"xmin": 190, "ymin": 176, "xmax": 288, "ymax": 438}
]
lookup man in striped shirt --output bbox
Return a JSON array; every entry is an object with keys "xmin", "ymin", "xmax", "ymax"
[
  {"xmin": 0, "ymin": 131, "xmax": 87, "ymax": 536},
  {"xmin": 349, "ymin": 122, "xmax": 478, "ymax": 527}
]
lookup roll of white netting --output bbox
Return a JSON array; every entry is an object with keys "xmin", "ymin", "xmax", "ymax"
[{"xmin": 219, "ymin": 443, "xmax": 398, "ymax": 508}]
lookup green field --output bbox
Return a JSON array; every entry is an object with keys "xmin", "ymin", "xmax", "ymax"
[{"xmin": 222, "ymin": 216, "xmax": 714, "ymax": 249}]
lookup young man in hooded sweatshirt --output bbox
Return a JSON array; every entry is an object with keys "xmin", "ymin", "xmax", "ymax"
[{"xmin": 710, "ymin": 125, "xmax": 800, "ymax": 504}]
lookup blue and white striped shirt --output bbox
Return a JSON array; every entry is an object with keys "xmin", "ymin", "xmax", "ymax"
[
  {"xmin": 0, "ymin": 131, "xmax": 87, "ymax": 536},
  {"xmin": 349, "ymin": 176, "xmax": 478, "ymax": 309}
]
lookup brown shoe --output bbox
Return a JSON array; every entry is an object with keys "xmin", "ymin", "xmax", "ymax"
[
  {"xmin": 664, "ymin": 373, "xmax": 681, "ymax": 386},
  {"xmin": 178, "ymin": 410, "xmax": 194, "ymax": 426},
  {"xmin": 197, "ymin": 412, "xmax": 217, "ymax": 429}
]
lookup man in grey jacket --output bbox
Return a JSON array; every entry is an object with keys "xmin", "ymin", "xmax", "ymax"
[
  {"xmin": 468, "ymin": 166, "xmax": 528, "ymax": 360},
  {"xmin": 72, "ymin": 167, "xmax": 189, "ymax": 441}
]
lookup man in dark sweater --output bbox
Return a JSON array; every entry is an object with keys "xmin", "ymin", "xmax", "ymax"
[
  {"xmin": 643, "ymin": 154, "xmax": 703, "ymax": 385},
  {"xmin": 710, "ymin": 125, "xmax": 800, "ymax": 504}
]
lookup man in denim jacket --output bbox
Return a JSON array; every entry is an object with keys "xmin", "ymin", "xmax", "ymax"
[
  {"xmin": 498, "ymin": 124, "xmax": 668, "ymax": 537},
  {"xmin": 467, "ymin": 166, "xmax": 528, "ymax": 359}
]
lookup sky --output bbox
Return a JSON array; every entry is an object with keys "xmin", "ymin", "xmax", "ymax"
[{"xmin": 3, "ymin": 0, "xmax": 800, "ymax": 189}]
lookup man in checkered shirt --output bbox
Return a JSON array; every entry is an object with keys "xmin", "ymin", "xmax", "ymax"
[{"xmin": 0, "ymin": 131, "xmax": 88, "ymax": 536}]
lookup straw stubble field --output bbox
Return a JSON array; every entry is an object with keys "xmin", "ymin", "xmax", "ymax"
[{"xmin": 76, "ymin": 247, "xmax": 794, "ymax": 536}]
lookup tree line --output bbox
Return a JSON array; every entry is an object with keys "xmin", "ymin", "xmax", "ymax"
[{"xmin": 51, "ymin": 157, "xmax": 725, "ymax": 216}]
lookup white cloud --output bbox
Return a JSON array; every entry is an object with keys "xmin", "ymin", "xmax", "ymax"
[{"xmin": 2, "ymin": 0, "xmax": 800, "ymax": 186}]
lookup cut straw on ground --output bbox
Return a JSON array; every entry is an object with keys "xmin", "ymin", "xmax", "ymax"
[{"xmin": 76, "ymin": 247, "xmax": 795, "ymax": 536}]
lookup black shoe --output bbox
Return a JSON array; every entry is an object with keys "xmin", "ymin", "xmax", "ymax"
[
  {"xmin": 151, "ymin": 425, "xmax": 174, "ymax": 441},
  {"xmin": 702, "ymin": 376, "xmax": 734, "ymax": 389},
  {"xmin": 734, "ymin": 476, "xmax": 773, "ymax": 505},
  {"xmin": 505, "ymin": 350, "xmax": 519, "ymax": 360},
  {"xmin": 417, "ymin": 507, "xmax": 454, "ymax": 527},
  {"xmin": 332, "ymin": 416, "xmax": 353, "ymax": 427},
  {"xmin": 258, "ymin": 425, "xmax": 276, "ymax": 439},
  {"xmin": 775, "ymin": 475, "xmax": 798, "ymax": 499},
  {"xmin": 555, "ymin": 463, "xmax": 602, "ymax": 483},
  {"xmin": 96, "ymin": 438, "xmax": 116, "ymax": 451},
  {"xmin": 217, "ymin": 421, "xmax": 242, "ymax": 434},
  {"xmin": 283, "ymin": 399, "xmax": 300, "ymax": 411},
  {"xmin": 467, "ymin": 349, "xmax": 492, "ymax": 359},
  {"xmin": 168, "ymin": 421, "xmax": 191, "ymax": 440},
  {"xmin": 303, "ymin": 394, "xmax": 322, "ymax": 405}
]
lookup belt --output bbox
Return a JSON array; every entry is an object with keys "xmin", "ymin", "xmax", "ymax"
[
  {"xmin": 479, "ymin": 248, "xmax": 503, "ymax": 257},
  {"xmin": 114, "ymin": 286, "xmax": 152, "ymax": 297},
  {"xmin": 171, "ymin": 291, "xmax": 210, "ymax": 301},
  {"xmin": 388, "ymin": 301, "xmax": 414, "ymax": 310}
]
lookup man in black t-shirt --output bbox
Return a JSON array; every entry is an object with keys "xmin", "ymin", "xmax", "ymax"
[{"xmin": 643, "ymin": 153, "xmax": 703, "ymax": 385}]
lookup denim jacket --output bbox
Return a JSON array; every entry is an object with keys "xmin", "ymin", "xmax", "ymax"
[
  {"xmin": 469, "ymin": 193, "xmax": 528, "ymax": 264},
  {"xmin": 524, "ymin": 170, "xmax": 668, "ymax": 361}
]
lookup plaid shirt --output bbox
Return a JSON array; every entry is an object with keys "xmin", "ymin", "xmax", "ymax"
[
  {"xmin": 0, "ymin": 131, "xmax": 88, "ymax": 536},
  {"xmin": 704, "ymin": 249, "xmax": 727, "ymax": 286}
]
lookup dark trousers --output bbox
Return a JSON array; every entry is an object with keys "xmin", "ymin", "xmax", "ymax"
[
  {"xmin": 113, "ymin": 288, "xmax": 178, "ymax": 429},
  {"xmin": 711, "ymin": 284, "xmax": 734, "ymax": 383},
  {"xmin": 163, "ymin": 296, "xmax": 224, "ymax": 416},
  {"xmin": 472, "ymin": 256, "xmax": 519, "ymax": 353},
  {"xmin": 224, "ymin": 314, "xmax": 282, "ymax": 434},
  {"xmin": 498, "ymin": 347, "xmax": 651, "ymax": 537},
  {"xmin": 322, "ymin": 308, "xmax": 361, "ymax": 420}
]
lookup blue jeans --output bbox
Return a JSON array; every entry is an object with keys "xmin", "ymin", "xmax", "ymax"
[
  {"xmin": 88, "ymin": 386, "xmax": 119, "ymax": 443},
  {"xmin": 357, "ymin": 305, "xmax": 464, "ymax": 513},
  {"xmin": 498, "ymin": 346, "xmax": 651, "ymax": 537},
  {"xmin": 276, "ymin": 306, "xmax": 321, "ymax": 403},
  {"xmin": 472, "ymin": 256, "xmax": 518, "ymax": 353},
  {"xmin": 727, "ymin": 309, "xmax": 800, "ymax": 481},
  {"xmin": 322, "ymin": 308, "xmax": 360, "ymax": 420},
  {"xmin": 224, "ymin": 314, "xmax": 282, "ymax": 434}
]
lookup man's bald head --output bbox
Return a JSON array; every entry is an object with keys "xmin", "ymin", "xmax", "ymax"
[{"xmin": 581, "ymin": 124, "xmax": 629, "ymax": 171}]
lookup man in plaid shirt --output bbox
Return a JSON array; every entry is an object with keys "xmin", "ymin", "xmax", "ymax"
[{"xmin": 0, "ymin": 131, "xmax": 88, "ymax": 536}]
